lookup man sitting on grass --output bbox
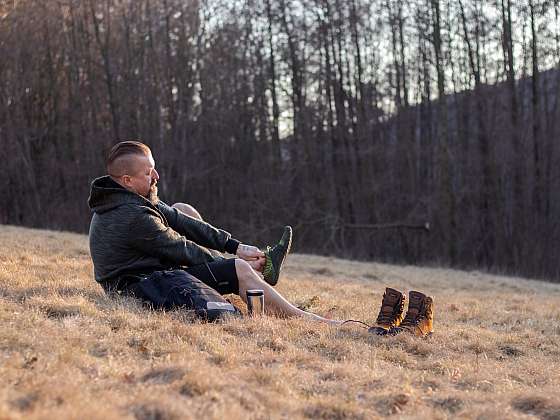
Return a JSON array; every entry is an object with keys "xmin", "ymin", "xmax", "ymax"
[{"xmin": 88, "ymin": 140, "xmax": 339, "ymax": 324}]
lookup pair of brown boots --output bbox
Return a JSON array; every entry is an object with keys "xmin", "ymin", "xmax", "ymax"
[{"xmin": 368, "ymin": 288, "xmax": 434, "ymax": 337}]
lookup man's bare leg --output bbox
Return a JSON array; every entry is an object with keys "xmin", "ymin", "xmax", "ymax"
[
  {"xmin": 235, "ymin": 259, "xmax": 341, "ymax": 326},
  {"xmin": 172, "ymin": 202, "xmax": 203, "ymax": 220}
]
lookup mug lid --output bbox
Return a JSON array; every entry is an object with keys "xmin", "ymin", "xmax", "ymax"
[{"xmin": 246, "ymin": 289, "xmax": 264, "ymax": 296}]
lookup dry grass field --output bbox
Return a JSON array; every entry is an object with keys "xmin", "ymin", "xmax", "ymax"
[{"xmin": 1, "ymin": 225, "xmax": 560, "ymax": 419}]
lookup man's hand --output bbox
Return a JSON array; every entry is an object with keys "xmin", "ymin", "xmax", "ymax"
[
  {"xmin": 236, "ymin": 244, "xmax": 266, "ymax": 273},
  {"xmin": 247, "ymin": 257, "xmax": 265, "ymax": 273},
  {"xmin": 236, "ymin": 244, "xmax": 264, "ymax": 260}
]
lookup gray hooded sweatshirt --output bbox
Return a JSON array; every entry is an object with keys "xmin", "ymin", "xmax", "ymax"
[{"xmin": 88, "ymin": 176, "xmax": 239, "ymax": 289}]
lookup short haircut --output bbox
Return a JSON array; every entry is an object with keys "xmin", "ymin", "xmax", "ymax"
[{"xmin": 106, "ymin": 141, "xmax": 151, "ymax": 177}]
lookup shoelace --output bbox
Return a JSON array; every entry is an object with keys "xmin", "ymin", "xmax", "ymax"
[
  {"xmin": 376, "ymin": 296, "xmax": 405, "ymax": 325},
  {"xmin": 401, "ymin": 307, "xmax": 424, "ymax": 327},
  {"xmin": 376, "ymin": 308, "xmax": 394, "ymax": 324}
]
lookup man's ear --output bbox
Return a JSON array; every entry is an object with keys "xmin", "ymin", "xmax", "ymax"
[{"xmin": 122, "ymin": 175, "xmax": 133, "ymax": 188}]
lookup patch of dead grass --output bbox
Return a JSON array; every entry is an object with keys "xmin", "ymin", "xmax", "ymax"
[{"xmin": 1, "ymin": 225, "xmax": 560, "ymax": 418}]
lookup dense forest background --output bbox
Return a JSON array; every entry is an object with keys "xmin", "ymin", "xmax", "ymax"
[{"xmin": 1, "ymin": 0, "xmax": 559, "ymax": 281}]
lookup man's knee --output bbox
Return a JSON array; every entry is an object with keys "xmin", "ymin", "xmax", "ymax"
[
  {"xmin": 235, "ymin": 259, "xmax": 258, "ymax": 282},
  {"xmin": 235, "ymin": 258, "xmax": 252, "ymax": 277},
  {"xmin": 172, "ymin": 202, "xmax": 202, "ymax": 220},
  {"xmin": 235, "ymin": 259, "xmax": 266, "ymax": 290}
]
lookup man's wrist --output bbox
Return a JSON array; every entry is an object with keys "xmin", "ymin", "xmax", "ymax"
[{"xmin": 225, "ymin": 238, "xmax": 240, "ymax": 255}]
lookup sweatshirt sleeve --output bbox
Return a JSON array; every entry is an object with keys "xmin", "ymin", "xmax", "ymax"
[
  {"xmin": 157, "ymin": 202, "xmax": 240, "ymax": 254},
  {"xmin": 127, "ymin": 208, "xmax": 217, "ymax": 267}
]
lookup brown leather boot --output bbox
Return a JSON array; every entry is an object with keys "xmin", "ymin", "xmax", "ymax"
[
  {"xmin": 391, "ymin": 291, "xmax": 434, "ymax": 337},
  {"xmin": 368, "ymin": 288, "xmax": 406, "ymax": 335}
]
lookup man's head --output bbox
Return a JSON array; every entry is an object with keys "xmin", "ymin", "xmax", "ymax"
[{"xmin": 106, "ymin": 141, "xmax": 159, "ymax": 202}]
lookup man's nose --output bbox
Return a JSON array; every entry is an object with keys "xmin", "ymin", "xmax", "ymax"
[{"xmin": 152, "ymin": 168, "xmax": 159, "ymax": 181}]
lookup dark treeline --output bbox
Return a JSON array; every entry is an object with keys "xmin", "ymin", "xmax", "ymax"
[{"xmin": 1, "ymin": 0, "xmax": 560, "ymax": 280}]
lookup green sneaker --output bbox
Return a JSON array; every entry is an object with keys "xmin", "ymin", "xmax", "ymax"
[{"xmin": 262, "ymin": 226, "xmax": 293, "ymax": 286}]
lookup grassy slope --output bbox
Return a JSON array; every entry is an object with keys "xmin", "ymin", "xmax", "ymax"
[{"xmin": 0, "ymin": 225, "xmax": 559, "ymax": 419}]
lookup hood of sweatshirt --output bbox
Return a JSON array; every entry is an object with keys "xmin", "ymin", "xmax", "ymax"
[{"xmin": 88, "ymin": 175, "xmax": 153, "ymax": 214}]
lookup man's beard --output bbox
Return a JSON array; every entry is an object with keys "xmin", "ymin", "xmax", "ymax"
[{"xmin": 148, "ymin": 183, "xmax": 159, "ymax": 205}]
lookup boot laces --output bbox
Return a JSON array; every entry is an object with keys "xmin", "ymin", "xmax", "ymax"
[
  {"xmin": 376, "ymin": 294, "xmax": 404, "ymax": 325},
  {"xmin": 401, "ymin": 305, "xmax": 425, "ymax": 327}
]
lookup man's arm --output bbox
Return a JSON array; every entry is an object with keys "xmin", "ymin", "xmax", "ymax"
[
  {"xmin": 157, "ymin": 202, "xmax": 240, "ymax": 254},
  {"xmin": 127, "ymin": 208, "xmax": 217, "ymax": 267}
]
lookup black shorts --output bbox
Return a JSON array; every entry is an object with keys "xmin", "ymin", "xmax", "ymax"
[
  {"xmin": 183, "ymin": 258, "xmax": 239, "ymax": 295},
  {"xmin": 120, "ymin": 259, "xmax": 240, "ymax": 319}
]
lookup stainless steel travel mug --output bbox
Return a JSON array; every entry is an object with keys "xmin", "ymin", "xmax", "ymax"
[{"xmin": 246, "ymin": 289, "xmax": 264, "ymax": 316}]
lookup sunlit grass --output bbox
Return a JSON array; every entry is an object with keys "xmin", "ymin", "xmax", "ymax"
[{"xmin": 1, "ymin": 225, "xmax": 559, "ymax": 419}]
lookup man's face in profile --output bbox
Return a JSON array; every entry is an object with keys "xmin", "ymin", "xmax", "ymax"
[{"xmin": 126, "ymin": 153, "xmax": 159, "ymax": 203}]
